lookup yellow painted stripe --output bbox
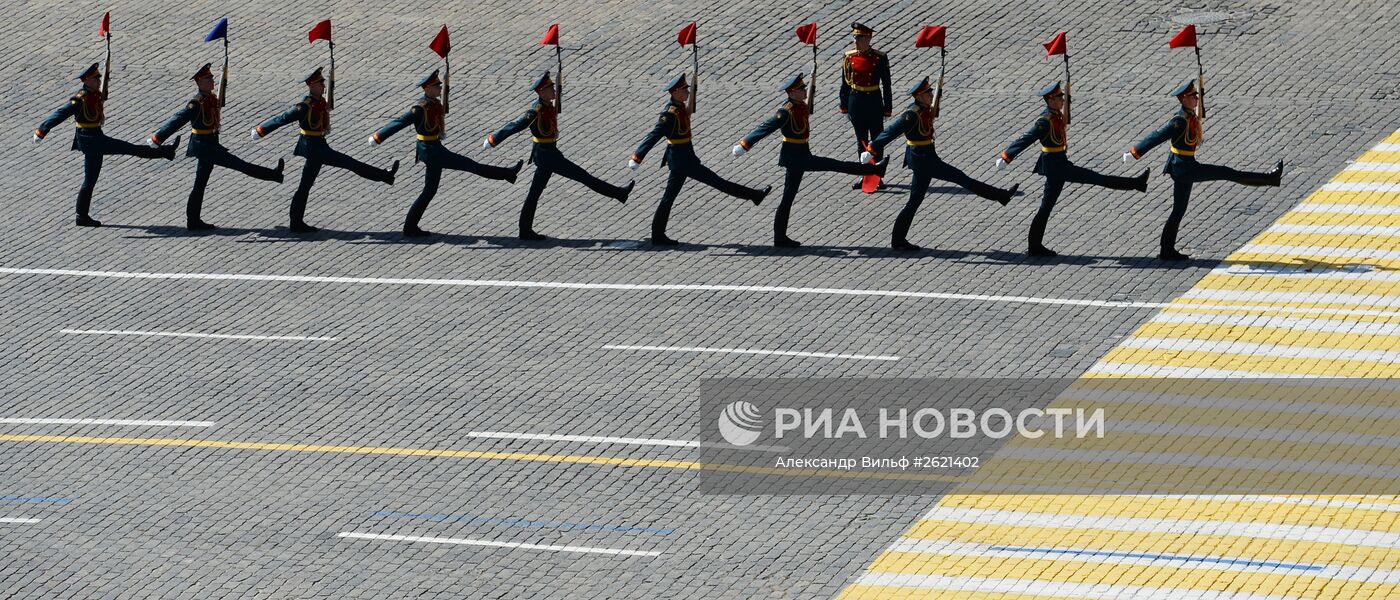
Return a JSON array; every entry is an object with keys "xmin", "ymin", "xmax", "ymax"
[
  {"xmin": 1064, "ymin": 377, "xmax": 1395, "ymax": 402},
  {"xmin": 1192, "ymin": 273, "xmax": 1400, "ymax": 298},
  {"xmin": 1384, "ymin": 131, "xmax": 1400, "ymax": 144},
  {"xmin": 1276, "ymin": 211, "xmax": 1400, "ymax": 227},
  {"xmin": 1302, "ymin": 190, "xmax": 1400, "ymax": 206},
  {"xmin": 938, "ymin": 494, "xmax": 1400, "ymax": 531},
  {"xmin": 1098, "ymin": 346, "xmax": 1400, "ymax": 377},
  {"xmin": 1168, "ymin": 296, "xmax": 1400, "ymax": 315},
  {"xmin": 1048, "ymin": 395, "xmax": 1400, "ymax": 438},
  {"xmin": 970, "ymin": 458, "xmax": 1397, "ymax": 496},
  {"xmin": 1333, "ymin": 170, "xmax": 1400, "ymax": 184},
  {"xmin": 1245, "ymin": 231, "xmax": 1400, "ymax": 250},
  {"xmin": 1134, "ymin": 321, "xmax": 1400, "ymax": 352},
  {"xmin": 838, "ymin": 585, "xmax": 1069, "ymax": 600},
  {"xmin": 1357, "ymin": 149, "xmax": 1400, "ymax": 163},
  {"xmin": 1224, "ymin": 251, "xmax": 1400, "ymax": 271},
  {"xmin": 866, "ymin": 551, "xmax": 1400, "ymax": 598},
  {"xmin": 992, "ymin": 431, "xmax": 1400, "ymax": 472}
]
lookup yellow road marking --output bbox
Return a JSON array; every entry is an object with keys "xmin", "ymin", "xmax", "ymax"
[{"xmin": 1134, "ymin": 321, "xmax": 1400, "ymax": 352}]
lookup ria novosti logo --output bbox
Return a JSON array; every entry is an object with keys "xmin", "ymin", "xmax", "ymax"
[{"xmin": 717, "ymin": 401, "xmax": 764, "ymax": 446}]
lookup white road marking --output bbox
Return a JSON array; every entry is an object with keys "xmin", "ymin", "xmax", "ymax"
[
  {"xmin": 1216, "ymin": 264, "xmax": 1400, "ymax": 282},
  {"xmin": 1148, "ymin": 310, "xmax": 1400, "ymax": 335},
  {"xmin": 1058, "ymin": 387, "xmax": 1400, "ymax": 420},
  {"xmin": 0, "ymin": 418, "xmax": 216, "ymax": 427},
  {"xmin": 1347, "ymin": 161, "xmax": 1400, "ymax": 172},
  {"xmin": 1118, "ymin": 336, "xmax": 1400, "ymax": 364},
  {"xmin": 0, "ymin": 267, "xmax": 1170, "ymax": 310},
  {"xmin": 1372, "ymin": 143, "xmax": 1400, "ymax": 152},
  {"xmin": 1321, "ymin": 182, "xmax": 1400, "ymax": 192},
  {"xmin": 1235, "ymin": 244, "xmax": 1400, "ymax": 261},
  {"xmin": 602, "ymin": 344, "xmax": 900, "ymax": 361},
  {"xmin": 0, "ymin": 518, "xmax": 42, "ymax": 524},
  {"xmin": 1166, "ymin": 302, "xmax": 1400, "ymax": 319},
  {"xmin": 464, "ymin": 430, "xmax": 788, "ymax": 452},
  {"xmin": 853, "ymin": 572, "xmax": 1304, "ymax": 600},
  {"xmin": 1291, "ymin": 203, "xmax": 1400, "ymax": 215},
  {"xmin": 1086, "ymin": 362, "xmax": 1318, "ymax": 378},
  {"xmin": 1180, "ymin": 288, "xmax": 1400, "ymax": 308},
  {"xmin": 60, "ymin": 329, "xmax": 338, "ymax": 342},
  {"xmin": 1267, "ymin": 223, "xmax": 1400, "ymax": 236},
  {"xmin": 336, "ymin": 532, "xmax": 659, "ymax": 557},
  {"xmin": 917, "ymin": 506, "xmax": 1400, "ymax": 548}
]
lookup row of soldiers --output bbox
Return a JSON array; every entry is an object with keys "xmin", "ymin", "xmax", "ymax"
[{"xmin": 35, "ymin": 23, "xmax": 1283, "ymax": 260}]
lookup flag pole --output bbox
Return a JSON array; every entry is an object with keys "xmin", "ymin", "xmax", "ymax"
[
  {"xmin": 219, "ymin": 35, "xmax": 229, "ymax": 107},
  {"xmin": 102, "ymin": 31, "xmax": 111, "ymax": 99},
  {"xmin": 808, "ymin": 42, "xmax": 817, "ymax": 113},
  {"xmin": 933, "ymin": 47, "xmax": 945, "ymax": 116},
  {"xmin": 327, "ymin": 40, "xmax": 336, "ymax": 111},
  {"xmin": 443, "ymin": 55, "xmax": 451, "ymax": 115},
  {"xmin": 555, "ymin": 44, "xmax": 564, "ymax": 114},
  {"xmin": 689, "ymin": 37, "xmax": 699, "ymax": 115},
  {"xmin": 1062, "ymin": 53, "xmax": 1071, "ymax": 124},
  {"xmin": 1195, "ymin": 46, "xmax": 1206, "ymax": 119}
]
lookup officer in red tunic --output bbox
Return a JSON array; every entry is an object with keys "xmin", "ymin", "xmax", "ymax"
[
  {"xmin": 151, "ymin": 63, "xmax": 285, "ymax": 230},
  {"xmin": 839, "ymin": 22, "xmax": 892, "ymax": 189},
  {"xmin": 34, "ymin": 63, "xmax": 178, "ymax": 227}
]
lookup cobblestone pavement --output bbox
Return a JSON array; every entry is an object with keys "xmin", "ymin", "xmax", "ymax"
[{"xmin": 2, "ymin": 0, "xmax": 1398, "ymax": 598}]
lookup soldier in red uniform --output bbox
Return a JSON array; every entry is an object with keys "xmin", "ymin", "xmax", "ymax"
[
  {"xmin": 151, "ymin": 63, "xmax": 285, "ymax": 230},
  {"xmin": 839, "ymin": 22, "xmax": 892, "ymax": 189}
]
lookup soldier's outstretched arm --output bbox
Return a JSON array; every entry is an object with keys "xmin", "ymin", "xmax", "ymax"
[
  {"xmin": 254, "ymin": 103, "xmax": 305, "ymax": 140},
  {"xmin": 631, "ymin": 111, "xmax": 673, "ymax": 165},
  {"xmin": 1000, "ymin": 118, "xmax": 1048, "ymax": 164},
  {"xmin": 736, "ymin": 107, "xmax": 788, "ymax": 154},
  {"xmin": 370, "ymin": 106, "xmax": 418, "ymax": 146},
  {"xmin": 150, "ymin": 101, "xmax": 196, "ymax": 145},
  {"xmin": 34, "ymin": 97, "xmax": 78, "ymax": 140},
  {"xmin": 1127, "ymin": 116, "xmax": 1184, "ymax": 160},
  {"xmin": 866, "ymin": 111, "xmax": 911, "ymax": 160},
  {"xmin": 485, "ymin": 108, "xmax": 537, "ymax": 148}
]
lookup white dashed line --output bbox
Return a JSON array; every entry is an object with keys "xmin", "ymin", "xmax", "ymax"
[
  {"xmin": 0, "ymin": 518, "xmax": 42, "ymax": 524},
  {"xmin": 336, "ymin": 532, "xmax": 660, "ymax": 557},
  {"xmin": 60, "ymin": 329, "xmax": 338, "ymax": 342},
  {"xmin": 602, "ymin": 344, "xmax": 900, "ymax": 361},
  {"xmin": 0, "ymin": 418, "xmax": 216, "ymax": 427}
]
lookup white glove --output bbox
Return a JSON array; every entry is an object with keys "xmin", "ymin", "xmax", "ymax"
[
  {"xmin": 1122, "ymin": 151, "xmax": 1134, "ymax": 163},
  {"xmin": 731, "ymin": 144, "xmax": 746, "ymax": 157},
  {"xmin": 860, "ymin": 151, "xmax": 874, "ymax": 164},
  {"xmin": 628, "ymin": 159, "xmax": 640, "ymax": 170},
  {"xmin": 146, "ymin": 137, "xmax": 159, "ymax": 148},
  {"xmin": 995, "ymin": 157, "xmax": 1008, "ymax": 171},
  {"xmin": 482, "ymin": 138, "xmax": 493, "ymax": 150},
  {"xmin": 31, "ymin": 133, "xmax": 42, "ymax": 144},
  {"xmin": 250, "ymin": 128, "xmax": 262, "ymax": 141},
  {"xmin": 368, "ymin": 135, "xmax": 380, "ymax": 147}
]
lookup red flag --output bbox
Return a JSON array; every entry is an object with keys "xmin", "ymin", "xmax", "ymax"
[
  {"xmin": 1044, "ymin": 31, "xmax": 1067, "ymax": 56},
  {"xmin": 914, "ymin": 25, "xmax": 946, "ymax": 49},
  {"xmin": 1168, "ymin": 25, "xmax": 1197, "ymax": 49},
  {"xmin": 541, "ymin": 24, "xmax": 560, "ymax": 46},
  {"xmin": 795, "ymin": 22, "xmax": 817, "ymax": 46},
  {"xmin": 308, "ymin": 20, "xmax": 332, "ymax": 43},
  {"xmin": 429, "ymin": 25, "xmax": 451, "ymax": 58},
  {"xmin": 99, "ymin": 12, "xmax": 110, "ymax": 37},
  {"xmin": 677, "ymin": 22, "xmax": 697, "ymax": 47}
]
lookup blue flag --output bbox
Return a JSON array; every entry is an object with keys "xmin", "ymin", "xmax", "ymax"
[{"xmin": 203, "ymin": 17, "xmax": 227, "ymax": 42}]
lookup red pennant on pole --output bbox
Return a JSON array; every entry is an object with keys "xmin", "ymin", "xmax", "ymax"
[
  {"xmin": 677, "ymin": 22, "xmax": 697, "ymax": 47},
  {"xmin": 914, "ymin": 25, "xmax": 946, "ymax": 49},
  {"xmin": 308, "ymin": 20, "xmax": 332, "ymax": 43},
  {"xmin": 1168, "ymin": 25, "xmax": 1197, "ymax": 49},
  {"xmin": 99, "ymin": 12, "xmax": 111, "ymax": 37},
  {"xmin": 1044, "ymin": 31, "xmax": 1067, "ymax": 56},
  {"xmin": 429, "ymin": 25, "xmax": 451, "ymax": 57},
  {"xmin": 795, "ymin": 22, "xmax": 817, "ymax": 46},
  {"xmin": 541, "ymin": 24, "xmax": 560, "ymax": 46}
]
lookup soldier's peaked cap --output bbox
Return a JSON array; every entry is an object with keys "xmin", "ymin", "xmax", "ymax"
[
  {"xmin": 1040, "ymin": 81, "xmax": 1062, "ymax": 97},
  {"xmin": 191, "ymin": 63, "xmax": 214, "ymax": 81},
  {"xmin": 851, "ymin": 22, "xmax": 875, "ymax": 36},
  {"xmin": 666, "ymin": 73, "xmax": 687, "ymax": 91},
  {"xmin": 780, "ymin": 72, "xmax": 805, "ymax": 92},
  {"xmin": 417, "ymin": 70, "xmax": 441, "ymax": 87},
  {"xmin": 304, "ymin": 67, "xmax": 324, "ymax": 84},
  {"xmin": 1170, "ymin": 80, "xmax": 1196, "ymax": 97},
  {"xmin": 531, "ymin": 71, "xmax": 553, "ymax": 92},
  {"xmin": 76, "ymin": 63, "xmax": 100, "ymax": 80},
  {"xmin": 908, "ymin": 76, "xmax": 932, "ymax": 96}
]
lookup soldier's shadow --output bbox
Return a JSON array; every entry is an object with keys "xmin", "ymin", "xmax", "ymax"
[
  {"xmin": 347, "ymin": 232, "xmax": 640, "ymax": 250},
  {"xmin": 111, "ymin": 224, "xmax": 371, "ymax": 242}
]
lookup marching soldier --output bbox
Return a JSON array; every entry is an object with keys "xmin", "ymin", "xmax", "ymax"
[
  {"xmin": 998, "ymin": 82, "xmax": 1149, "ymax": 257},
  {"xmin": 1125, "ymin": 80, "xmax": 1283, "ymax": 260},
  {"xmin": 864, "ymin": 78, "xmax": 1018, "ymax": 251},
  {"xmin": 34, "ymin": 64, "xmax": 178, "ymax": 227},
  {"xmin": 150, "ymin": 63, "xmax": 285, "ymax": 230},
  {"xmin": 839, "ymin": 22, "xmax": 893, "ymax": 189},
  {"xmin": 254, "ymin": 68, "xmax": 398, "ymax": 233},
  {"xmin": 371, "ymin": 70, "xmax": 522, "ymax": 238},
  {"xmin": 630, "ymin": 75, "xmax": 771, "ymax": 246},
  {"xmin": 485, "ymin": 72, "xmax": 634, "ymax": 241},
  {"xmin": 734, "ymin": 73, "xmax": 887, "ymax": 247}
]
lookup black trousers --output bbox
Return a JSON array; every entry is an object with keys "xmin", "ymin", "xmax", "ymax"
[
  {"xmin": 522, "ymin": 146, "xmax": 628, "ymax": 233},
  {"xmin": 778, "ymin": 151, "xmax": 881, "ymax": 239},
  {"xmin": 292, "ymin": 145, "xmax": 393, "ymax": 226},
  {"xmin": 74, "ymin": 135, "xmax": 167, "ymax": 217},
  {"xmin": 188, "ymin": 145, "xmax": 281, "ymax": 223},
  {"xmin": 846, "ymin": 92, "xmax": 885, "ymax": 158},
  {"xmin": 1163, "ymin": 158, "xmax": 1277, "ymax": 252},
  {"xmin": 1031, "ymin": 159, "xmax": 1142, "ymax": 248},
  {"xmin": 652, "ymin": 150, "xmax": 767, "ymax": 238},
  {"xmin": 897, "ymin": 154, "xmax": 1014, "ymax": 244},
  {"xmin": 407, "ymin": 145, "xmax": 515, "ymax": 230}
]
